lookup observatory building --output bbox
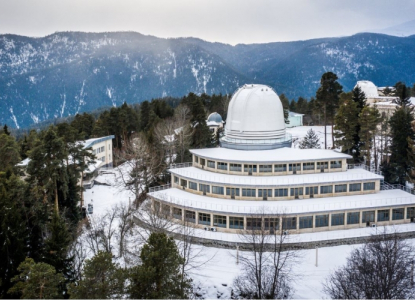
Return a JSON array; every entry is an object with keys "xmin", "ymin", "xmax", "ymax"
[{"xmin": 149, "ymin": 84, "xmax": 415, "ymax": 233}]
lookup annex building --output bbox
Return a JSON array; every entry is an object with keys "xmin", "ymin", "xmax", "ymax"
[{"xmin": 149, "ymin": 84, "xmax": 415, "ymax": 234}]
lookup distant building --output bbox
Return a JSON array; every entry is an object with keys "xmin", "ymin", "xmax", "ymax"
[
  {"xmin": 286, "ymin": 111, "xmax": 304, "ymax": 128},
  {"xmin": 206, "ymin": 112, "xmax": 224, "ymax": 135},
  {"xmin": 355, "ymin": 81, "xmax": 399, "ymax": 117}
]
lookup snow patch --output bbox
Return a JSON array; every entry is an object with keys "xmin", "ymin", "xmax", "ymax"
[{"xmin": 9, "ymin": 107, "xmax": 19, "ymax": 129}]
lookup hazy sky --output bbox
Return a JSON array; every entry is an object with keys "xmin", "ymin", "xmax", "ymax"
[{"xmin": 1, "ymin": 0, "xmax": 414, "ymax": 44}]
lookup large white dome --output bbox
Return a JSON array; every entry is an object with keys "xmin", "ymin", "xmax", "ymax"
[
  {"xmin": 355, "ymin": 80, "xmax": 378, "ymax": 98},
  {"xmin": 221, "ymin": 84, "xmax": 291, "ymax": 150}
]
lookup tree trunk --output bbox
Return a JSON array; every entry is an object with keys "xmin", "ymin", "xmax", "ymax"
[{"xmin": 54, "ymin": 180, "xmax": 59, "ymax": 213}]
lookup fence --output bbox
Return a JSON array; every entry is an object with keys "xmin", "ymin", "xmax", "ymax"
[
  {"xmin": 347, "ymin": 163, "xmax": 382, "ymax": 175},
  {"xmin": 148, "ymin": 183, "xmax": 171, "ymax": 193},
  {"xmin": 170, "ymin": 162, "xmax": 192, "ymax": 169}
]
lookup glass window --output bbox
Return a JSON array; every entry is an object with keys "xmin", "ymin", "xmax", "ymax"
[
  {"xmin": 315, "ymin": 215, "xmax": 329, "ymax": 227},
  {"xmin": 207, "ymin": 160, "xmax": 215, "ymax": 168},
  {"xmin": 331, "ymin": 213, "xmax": 345, "ymax": 226},
  {"xmin": 212, "ymin": 186, "xmax": 224, "ymax": 195},
  {"xmin": 189, "ymin": 181, "xmax": 197, "ymax": 190},
  {"xmin": 363, "ymin": 182, "xmax": 375, "ymax": 191},
  {"xmin": 199, "ymin": 184, "xmax": 210, "ymax": 193},
  {"xmin": 162, "ymin": 204, "xmax": 170, "ymax": 216},
  {"xmin": 200, "ymin": 158, "xmax": 205, "ymax": 166},
  {"xmin": 320, "ymin": 185, "xmax": 333, "ymax": 194},
  {"xmin": 335, "ymin": 184, "xmax": 347, "ymax": 193},
  {"xmin": 259, "ymin": 165, "xmax": 272, "ymax": 173},
  {"xmin": 392, "ymin": 208, "xmax": 404, "ymax": 220},
  {"xmin": 282, "ymin": 217, "xmax": 297, "ymax": 230},
  {"xmin": 362, "ymin": 211, "xmax": 375, "ymax": 223},
  {"xmin": 330, "ymin": 160, "xmax": 342, "ymax": 169},
  {"xmin": 299, "ymin": 216, "xmax": 313, "ymax": 229},
  {"xmin": 180, "ymin": 179, "xmax": 187, "ymax": 187},
  {"xmin": 226, "ymin": 187, "xmax": 240, "ymax": 196},
  {"xmin": 229, "ymin": 217, "xmax": 244, "ymax": 229},
  {"xmin": 173, "ymin": 207, "xmax": 182, "ymax": 219},
  {"xmin": 244, "ymin": 165, "xmax": 257, "ymax": 173},
  {"xmin": 230, "ymin": 163, "xmax": 242, "ymax": 172},
  {"xmin": 217, "ymin": 162, "xmax": 228, "ymax": 170},
  {"xmin": 290, "ymin": 187, "xmax": 303, "ymax": 197},
  {"xmin": 377, "ymin": 209, "xmax": 390, "ymax": 222},
  {"xmin": 199, "ymin": 213, "xmax": 211, "ymax": 225},
  {"xmin": 247, "ymin": 218, "xmax": 262, "ymax": 230},
  {"xmin": 185, "ymin": 210, "xmax": 196, "ymax": 223},
  {"xmin": 264, "ymin": 218, "xmax": 279, "ymax": 230},
  {"xmin": 349, "ymin": 183, "xmax": 361, "ymax": 192},
  {"xmin": 317, "ymin": 161, "xmax": 328, "ymax": 170},
  {"xmin": 242, "ymin": 188, "xmax": 256, "ymax": 197},
  {"xmin": 258, "ymin": 189, "xmax": 272, "ymax": 197},
  {"xmin": 303, "ymin": 162, "xmax": 315, "ymax": 171},
  {"xmin": 305, "ymin": 186, "xmax": 318, "ymax": 195},
  {"xmin": 174, "ymin": 176, "xmax": 179, "ymax": 184},
  {"xmin": 289, "ymin": 163, "xmax": 301, "ymax": 171},
  {"xmin": 274, "ymin": 164, "xmax": 287, "ymax": 172},
  {"xmin": 275, "ymin": 188, "xmax": 288, "ymax": 197},
  {"xmin": 407, "ymin": 207, "xmax": 415, "ymax": 219},
  {"xmin": 194, "ymin": 156, "xmax": 199, "ymax": 163},
  {"xmin": 213, "ymin": 215, "xmax": 227, "ymax": 228},
  {"xmin": 347, "ymin": 212, "xmax": 360, "ymax": 224},
  {"xmin": 153, "ymin": 201, "xmax": 160, "ymax": 212}
]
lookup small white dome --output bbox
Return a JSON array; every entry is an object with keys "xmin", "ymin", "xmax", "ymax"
[
  {"xmin": 355, "ymin": 80, "xmax": 378, "ymax": 98},
  {"xmin": 207, "ymin": 112, "xmax": 223, "ymax": 124},
  {"xmin": 225, "ymin": 84, "xmax": 286, "ymax": 140}
]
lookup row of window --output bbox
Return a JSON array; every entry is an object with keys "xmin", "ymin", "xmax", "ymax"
[
  {"xmin": 173, "ymin": 177, "xmax": 376, "ymax": 196},
  {"xmin": 195, "ymin": 157, "xmax": 343, "ymax": 173},
  {"xmin": 157, "ymin": 203, "xmax": 415, "ymax": 229}
]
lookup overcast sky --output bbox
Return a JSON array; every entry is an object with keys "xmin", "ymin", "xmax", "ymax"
[{"xmin": 1, "ymin": 0, "xmax": 414, "ymax": 45}]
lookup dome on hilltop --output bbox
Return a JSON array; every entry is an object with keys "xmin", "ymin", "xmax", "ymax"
[
  {"xmin": 207, "ymin": 112, "xmax": 223, "ymax": 124},
  {"xmin": 355, "ymin": 80, "xmax": 379, "ymax": 98}
]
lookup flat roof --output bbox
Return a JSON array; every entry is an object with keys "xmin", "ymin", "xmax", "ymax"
[
  {"xmin": 190, "ymin": 147, "xmax": 351, "ymax": 163},
  {"xmin": 149, "ymin": 188, "xmax": 415, "ymax": 215},
  {"xmin": 169, "ymin": 167, "xmax": 383, "ymax": 187}
]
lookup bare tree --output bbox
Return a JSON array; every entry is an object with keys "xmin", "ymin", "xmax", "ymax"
[
  {"xmin": 174, "ymin": 105, "xmax": 192, "ymax": 163},
  {"xmin": 233, "ymin": 208, "xmax": 298, "ymax": 299},
  {"xmin": 115, "ymin": 202, "xmax": 134, "ymax": 258},
  {"xmin": 323, "ymin": 229, "xmax": 415, "ymax": 299},
  {"xmin": 154, "ymin": 117, "xmax": 177, "ymax": 165},
  {"xmin": 68, "ymin": 226, "xmax": 88, "ymax": 282}
]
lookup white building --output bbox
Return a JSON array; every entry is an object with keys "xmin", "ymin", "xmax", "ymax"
[
  {"xmin": 149, "ymin": 84, "xmax": 415, "ymax": 234},
  {"xmin": 206, "ymin": 112, "xmax": 224, "ymax": 135},
  {"xmin": 286, "ymin": 111, "xmax": 304, "ymax": 128}
]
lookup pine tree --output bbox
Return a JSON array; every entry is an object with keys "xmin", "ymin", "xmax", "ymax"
[
  {"xmin": 3, "ymin": 124, "xmax": 11, "ymax": 135},
  {"xmin": 350, "ymin": 86, "xmax": 367, "ymax": 161},
  {"xmin": 359, "ymin": 106, "xmax": 381, "ymax": 167},
  {"xmin": 129, "ymin": 232, "xmax": 191, "ymax": 299},
  {"xmin": 334, "ymin": 99, "xmax": 359, "ymax": 154},
  {"xmin": 0, "ymin": 132, "xmax": 21, "ymax": 172},
  {"xmin": 299, "ymin": 129, "xmax": 321, "ymax": 149},
  {"xmin": 8, "ymin": 258, "xmax": 65, "ymax": 299},
  {"xmin": 69, "ymin": 251, "xmax": 126, "ymax": 299},
  {"xmin": 394, "ymin": 82, "xmax": 411, "ymax": 106}
]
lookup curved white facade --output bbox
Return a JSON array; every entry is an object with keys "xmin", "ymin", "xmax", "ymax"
[{"xmin": 355, "ymin": 80, "xmax": 379, "ymax": 98}]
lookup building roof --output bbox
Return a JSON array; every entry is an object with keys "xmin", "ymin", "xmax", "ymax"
[
  {"xmin": 190, "ymin": 147, "xmax": 351, "ymax": 163},
  {"xmin": 288, "ymin": 111, "xmax": 304, "ymax": 117},
  {"xmin": 355, "ymin": 80, "xmax": 379, "ymax": 98},
  {"xmin": 207, "ymin": 112, "xmax": 223, "ymax": 125},
  {"xmin": 81, "ymin": 135, "xmax": 115, "ymax": 149},
  {"xmin": 149, "ymin": 188, "xmax": 415, "ymax": 215}
]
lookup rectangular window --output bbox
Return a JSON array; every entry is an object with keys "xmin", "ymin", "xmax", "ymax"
[
  {"xmin": 173, "ymin": 207, "xmax": 182, "ymax": 220},
  {"xmin": 258, "ymin": 189, "xmax": 272, "ymax": 197},
  {"xmin": 247, "ymin": 218, "xmax": 262, "ymax": 230},
  {"xmin": 242, "ymin": 188, "xmax": 256, "ymax": 197},
  {"xmin": 230, "ymin": 163, "xmax": 242, "ymax": 172},
  {"xmin": 185, "ymin": 210, "xmax": 196, "ymax": 223},
  {"xmin": 174, "ymin": 176, "xmax": 179, "ymax": 184},
  {"xmin": 282, "ymin": 217, "xmax": 297, "ymax": 230},
  {"xmin": 315, "ymin": 215, "xmax": 329, "ymax": 227},
  {"xmin": 290, "ymin": 187, "xmax": 303, "ymax": 197},
  {"xmin": 198, "ymin": 213, "xmax": 211, "ymax": 225},
  {"xmin": 289, "ymin": 163, "xmax": 301, "ymax": 172},
  {"xmin": 317, "ymin": 161, "xmax": 328, "ymax": 170},
  {"xmin": 162, "ymin": 204, "xmax": 170, "ymax": 216},
  {"xmin": 349, "ymin": 183, "xmax": 361, "ymax": 192},
  {"xmin": 226, "ymin": 187, "xmax": 240, "ymax": 197},
  {"xmin": 335, "ymin": 184, "xmax": 347, "ymax": 193},
  {"xmin": 229, "ymin": 217, "xmax": 244, "ymax": 229},
  {"xmin": 392, "ymin": 208, "xmax": 404, "ymax": 220},
  {"xmin": 109, "ymin": 154, "xmax": 111, "ymax": 161},
  {"xmin": 347, "ymin": 212, "xmax": 360, "ymax": 224},
  {"xmin": 180, "ymin": 179, "xmax": 187, "ymax": 187},
  {"xmin": 407, "ymin": 207, "xmax": 415, "ymax": 219},
  {"xmin": 377, "ymin": 209, "xmax": 390, "ymax": 222},
  {"xmin": 207, "ymin": 160, "xmax": 215, "ymax": 168},
  {"xmin": 264, "ymin": 218, "xmax": 279, "ymax": 230},
  {"xmin": 217, "ymin": 162, "xmax": 228, "ymax": 170},
  {"xmin": 259, "ymin": 165, "xmax": 272, "ymax": 173},
  {"xmin": 153, "ymin": 201, "xmax": 160, "ymax": 212},
  {"xmin": 244, "ymin": 165, "xmax": 257, "ymax": 173},
  {"xmin": 274, "ymin": 164, "xmax": 287, "ymax": 172},
  {"xmin": 303, "ymin": 162, "xmax": 315, "ymax": 171},
  {"xmin": 101, "ymin": 146, "xmax": 105, "ymax": 152},
  {"xmin": 189, "ymin": 181, "xmax": 197, "ymax": 190},
  {"xmin": 199, "ymin": 184, "xmax": 210, "ymax": 193},
  {"xmin": 213, "ymin": 215, "xmax": 227, "ymax": 228},
  {"xmin": 212, "ymin": 186, "xmax": 224, "ymax": 195},
  {"xmin": 275, "ymin": 188, "xmax": 288, "ymax": 197},
  {"xmin": 299, "ymin": 216, "xmax": 313, "ymax": 229},
  {"xmin": 330, "ymin": 160, "xmax": 342, "ymax": 169},
  {"xmin": 109, "ymin": 144, "xmax": 111, "ymax": 150},
  {"xmin": 194, "ymin": 156, "xmax": 199, "ymax": 163},
  {"xmin": 320, "ymin": 185, "xmax": 333, "ymax": 194},
  {"xmin": 362, "ymin": 211, "xmax": 375, "ymax": 223},
  {"xmin": 200, "ymin": 158, "xmax": 205, "ymax": 166},
  {"xmin": 305, "ymin": 186, "xmax": 318, "ymax": 195},
  {"xmin": 331, "ymin": 213, "xmax": 345, "ymax": 226},
  {"xmin": 363, "ymin": 182, "xmax": 375, "ymax": 191}
]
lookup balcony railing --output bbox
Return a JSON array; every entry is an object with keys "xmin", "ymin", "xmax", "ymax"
[
  {"xmin": 347, "ymin": 163, "xmax": 382, "ymax": 175},
  {"xmin": 149, "ymin": 183, "xmax": 171, "ymax": 193},
  {"xmin": 170, "ymin": 162, "xmax": 193, "ymax": 169}
]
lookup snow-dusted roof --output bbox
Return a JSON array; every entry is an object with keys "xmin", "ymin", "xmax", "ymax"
[
  {"xmin": 289, "ymin": 111, "xmax": 304, "ymax": 117},
  {"xmin": 16, "ymin": 157, "xmax": 30, "ymax": 167},
  {"xmin": 355, "ymin": 80, "xmax": 379, "ymax": 98},
  {"xmin": 149, "ymin": 188, "xmax": 415, "ymax": 215},
  {"xmin": 169, "ymin": 167, "xmax": 382, "ymax": 187},
  {"xmin": 81, "ymin": 135, "xmax": 114, "ymax": 149},
  {"xmin": 190, "ymin": 147, "xmax": 351, "ymax": 163}
]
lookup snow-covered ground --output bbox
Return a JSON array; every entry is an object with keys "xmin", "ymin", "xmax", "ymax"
[{"xmin": 287, "ymin": 125, "xmax": 333, "ymax": 149}]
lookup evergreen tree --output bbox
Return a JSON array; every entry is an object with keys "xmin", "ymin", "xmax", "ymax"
[
  {"xmin": 299, "ymin": 129, "xmax": 321, "ymax": 149},
  {"xmin": 70, "ymin": 113, "xmax": 95, "ymax": 140},
  {"xmin": 359, "ymin": 106, "xmax": 381, "ymax": 167},
  {"xmin": 8, "ymin": 258, "xmax": 65, "ymax": 299},
  {"xmin": 129, "ymin": 232, "xmax": 191, "ymax": 299},
  {"xmin": 69, "ymin": 251, "xmax": 126, "ymax": 299},
  {"xmin": 3, "ymin": 124, "xmax": 11, "ymax": 135},
  {"xmin": 315, "ymin": 72, "xmax": 343, "ymax": 149},
  {"xmin": 140, "ymin": 101, "xmax": 152, "ymax": 131},
  {"xmin": 334, "ymin": 99, "xmax": 359, "ymax": 154},
  {"xmin": 351, "ymin": 86, "xmax": 367, "ymax": 161},
  {"xmin": 0, "ymin": 132, "xmax": 21, "ymax": 172},
  {"xmin": 289, "ymin": 99, "xmax": 297, "ymax": 112},
  {"xmin": 394, "ymin": 82, "xmax": 411, "ymax": 106}
]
